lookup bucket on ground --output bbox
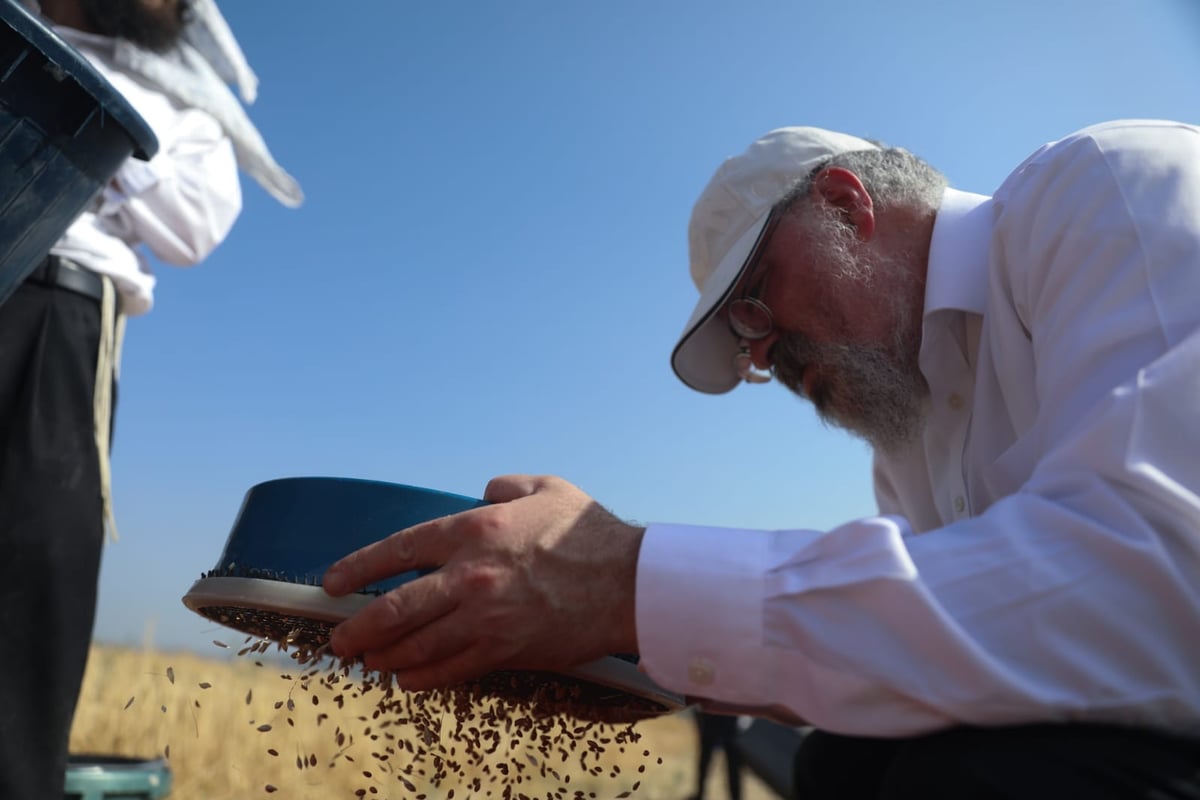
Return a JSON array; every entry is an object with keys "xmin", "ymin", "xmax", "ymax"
[
  {"xmin": 64, "ymin": 754, "xmax": 172, "ymax": 800},
  {"xmin": 0, "ymin": 0, "xmax": 157, "ymax": 305}
]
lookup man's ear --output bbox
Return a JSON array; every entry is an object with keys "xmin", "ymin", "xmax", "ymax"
[{"xmin": 811, "ymin": 167, "xmax": 875, "ymax": 241}]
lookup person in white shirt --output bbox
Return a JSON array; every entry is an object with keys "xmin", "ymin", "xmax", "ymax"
[
  {"xmin": 0, "ymin": 1, "xmax": 299, "ymax": 796},
  {"xmin": 322, "ymin": 120, "xmax": 1200, "ymax": 798}
]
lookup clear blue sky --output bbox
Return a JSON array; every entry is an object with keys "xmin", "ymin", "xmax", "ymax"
[{"xmin": 95, "ymin": 0, "xmax": 1200, "ymax": 652}]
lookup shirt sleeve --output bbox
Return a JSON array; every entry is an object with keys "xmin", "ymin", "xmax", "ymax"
[
  {"xmin": 95, "ymin": 101, "xmax": 242, "ymax": 267},
  {"xmin": 635, "ymin": 123, "xmax": 1200, "ymax": 737}
]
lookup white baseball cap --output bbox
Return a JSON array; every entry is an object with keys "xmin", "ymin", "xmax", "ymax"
[{"xmin": 670, "ymin": 127, "xmax": 878, "ymax": 394}]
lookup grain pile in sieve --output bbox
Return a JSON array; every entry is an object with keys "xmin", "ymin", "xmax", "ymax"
[{"xmin": 208, "ymin": 634, "xmax": 663, "ymax": 799}]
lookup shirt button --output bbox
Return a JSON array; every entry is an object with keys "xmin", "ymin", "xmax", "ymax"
[
  {"xmin": 948, "ymin": 392, "xmax": 964, "ymax": 410},
  {"xmin": 688, "ymin": 658, "xmax": 715, "ymax": 686},
  {"xmin": 954, "ymin": 496, "xmax": 966, "ymax": 514}
]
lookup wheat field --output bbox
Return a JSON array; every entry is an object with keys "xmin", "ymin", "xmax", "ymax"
[{"xmin": 69, "ymin": 642, "xmax": 780, "ymax": 800}]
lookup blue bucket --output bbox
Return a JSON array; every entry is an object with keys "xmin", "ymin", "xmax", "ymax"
[
  {"xmin": 64, "ymin": 755, "xmax": 172, "ymax": 800},
  {"xmin": 208, "ymin": 477, "xmax": 487, "ymax": 592},
  {"xmin": 0, "ymin": 1, "xmax": 157, "ymax": 305},
  {"xmin": 181, "ymin": 477, "xmax": 488, "ymax": 650}
]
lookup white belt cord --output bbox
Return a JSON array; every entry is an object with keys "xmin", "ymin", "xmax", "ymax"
[{"xmin": 93, "ymin": 277, "xmax": 124, "ymax": 543}]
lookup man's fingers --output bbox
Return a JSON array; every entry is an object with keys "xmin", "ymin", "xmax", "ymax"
[
  {"xmin": 389, "ymin": 642, "xmax": 497, "ymax": 692},
  {"xmin": 328, "ymin": 572, "xmax": 455, "ymax": 660},
  {"xmin": 326, "ymin": 475, "xmax": 558, "ymax": 596},
  {"xmin": 359, "ymin": 612, "xmax": 480, "ymax": 675},
  {"xmin": 482, "ymin": 474, "xmax": 545, "ymax": 504},
  {"xmin": 323, "ymin": 514, "xmax": 464, "ymax": 596}
]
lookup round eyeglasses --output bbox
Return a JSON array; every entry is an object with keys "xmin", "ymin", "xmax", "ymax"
[
  {"xmin": 725, "ymin": 208, "xmax": 782, "ymax": 385},
  {"xmin": 728, "ymin": 279, "xmax": 775, "ymax": 384},
  {"xmin": 728, "ymin": 296, "xmax": 774, "ymax": 341}
]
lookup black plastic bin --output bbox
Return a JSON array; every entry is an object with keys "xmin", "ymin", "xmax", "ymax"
[{"xmin": 0, "ymin": 0, "xmax": 157, "ymax": 305}]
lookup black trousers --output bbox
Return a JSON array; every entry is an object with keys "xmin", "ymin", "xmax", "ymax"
[
  {"xmin": 0, "ymin": 280, "xmax": 109, "ymax": 797},
  {"xmin": 694, "ymin": 711, "xmax": 744, "ymax": 800},
  {"xmin": 793, "ymin": 724, "xmax": 1200, "ymax": 799}
]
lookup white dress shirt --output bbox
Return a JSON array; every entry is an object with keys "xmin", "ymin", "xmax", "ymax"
[
  {"xmin": 638, "ymin": 119, "xmax": 1200, "ymax": 738},
  {"xmin": 48, "ymin": 28, "xmax": 242, "ymax": 316}
]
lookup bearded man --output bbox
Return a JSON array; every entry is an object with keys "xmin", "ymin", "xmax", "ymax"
[
  {"xmin": 0, "ymin": 1, "xmax": 299, "ymax": 795},
  {"xmin": 321, "ymin": 121, "xmax": 1200, "ymax": 798}
]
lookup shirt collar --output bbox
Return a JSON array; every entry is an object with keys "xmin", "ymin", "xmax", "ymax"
[{"xmin": 924, "ymin": 187, "xmax": 994, "ymax": 317}]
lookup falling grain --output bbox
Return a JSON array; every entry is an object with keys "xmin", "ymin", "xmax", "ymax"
[{"xmin": 150, "ymin": 625, "xmax": 665, "ymax": 799}]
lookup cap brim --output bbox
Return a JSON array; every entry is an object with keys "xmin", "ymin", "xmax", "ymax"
[{"xmin": 671, "ymin": 212, "xmax": 772, "ymax": 394}]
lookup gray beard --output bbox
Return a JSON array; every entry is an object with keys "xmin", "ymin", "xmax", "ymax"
[
  {"xmin": 773, "ymin": 334, "xmax": 928, "ymax": 453},
  {"xmin": 771, "ymin": 205, "xmax": 929, "ymax": 453},
  {"xmin": 79, "ymin": 0, "xmax": 187, "ymax": 52}
]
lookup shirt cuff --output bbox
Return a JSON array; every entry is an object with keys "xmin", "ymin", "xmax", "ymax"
[
  {"xmin": 635, "ymin": 522, "xmax": 772, "ymax": 706},
  {"xmin": 116, "ymin": 155, "xmax": 169, "ymax": 197}
]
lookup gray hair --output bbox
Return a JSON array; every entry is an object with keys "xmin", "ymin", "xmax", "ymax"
[{"xmin": 777, "ymin": 145, "xmax": 947, "ymax": 217}]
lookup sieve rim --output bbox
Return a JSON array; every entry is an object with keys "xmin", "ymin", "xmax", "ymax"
[
  {"xmin": 181, "ymin": 575, "xmax": 687, "ymax": 714},
  {"xmin": 182, "ymin": 575, "xmax": 373, "ymax": 623}
]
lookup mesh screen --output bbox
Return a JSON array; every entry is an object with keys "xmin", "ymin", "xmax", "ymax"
[
  {"xmin": 193, "ymin": 602, "xmax": 671, "ymax": 722},
  {"xmin": 194, "ymin": 604, "xmax": 334, "ymax": 649}
]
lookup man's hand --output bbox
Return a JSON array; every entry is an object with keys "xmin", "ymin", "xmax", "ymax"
[{"xmin": 322, "ymin": 475, "xmax": 644, "ymax": 690}]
